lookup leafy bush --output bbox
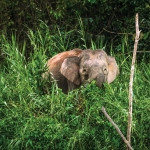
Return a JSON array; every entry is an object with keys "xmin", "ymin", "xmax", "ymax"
[
  {"xmin": 0, "ymin": 0, "xmax": 150, "ymax": 59},
  {"xmin": 0, "ymin": 27, "xmax": 150, "ymax": 150}
]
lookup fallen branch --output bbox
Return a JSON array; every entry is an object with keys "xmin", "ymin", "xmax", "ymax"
[
  {"xmin": 102, "ymin": 107, "xmax": 133, "ymax": 150},
  {"xmin": 127, "ymin": 13, "xmax": 141, "ymax": 148}
]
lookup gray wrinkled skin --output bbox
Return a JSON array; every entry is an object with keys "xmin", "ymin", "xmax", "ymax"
[{"xmin": 45, "ymin": 49, "xmax": 119, "ymax": 93}]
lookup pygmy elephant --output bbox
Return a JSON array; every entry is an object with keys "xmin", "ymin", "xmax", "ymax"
[{"xmin": 44, "ymin": 48, "xmax": 119, "ymax": 93}]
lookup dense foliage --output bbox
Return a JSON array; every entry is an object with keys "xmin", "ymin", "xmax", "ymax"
[
  {"xmin": 0, "ymin": 0, "xmax": 150, "ymax": 56},
  {"xmin": 0, "ymin": 0, "xmax": 150, "ymax": 149},
  {"xmin": 0, "ymin": 27, "xmax": 150, "ymax": 149}
]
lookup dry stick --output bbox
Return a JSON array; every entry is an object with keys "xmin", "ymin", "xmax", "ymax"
[
  {"xmin": 102, "ymin": 107, "xmax": 133, "ymax": 150},
  {"xmin": 127, "ymin": 13, "xmax": 141, "ymax": 148},
  {"xmin": 101, "ymin": 14, "xmax": 141, "ymax": 150},
  {"xmin": 103, "ymin": 28, "xmax": 133, "ymax": 36}
]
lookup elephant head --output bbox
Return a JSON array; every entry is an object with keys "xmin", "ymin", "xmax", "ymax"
[{"xmin": 46, "ymin": 49, "xmax": 119, "ymax": 93}]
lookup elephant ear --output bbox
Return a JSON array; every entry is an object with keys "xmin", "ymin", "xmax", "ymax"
[
  {"xmin": 60, "ymin": 56, "xmax": 80, "ymax": 85},
  {"xmin": 107, "ymin": 56, "xmax": 119, "ymax": 83}
]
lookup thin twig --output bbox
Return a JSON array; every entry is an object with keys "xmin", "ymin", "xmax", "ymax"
[
  {"xmin": 102, "ymin": 107, "xmax": 133, "ymax": 150},
  {"xmin": 137, "ymin": 51, "xmax": 150, "ymax": 53},
  {"xmin": 103, "ymin": 28, "xmax": 133, "ymax": 36},
  {"xmin": 127, "ymin": 13, "xmax": 141, "ymax": 148}
]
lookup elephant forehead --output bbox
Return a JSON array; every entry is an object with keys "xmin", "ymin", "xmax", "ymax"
[
  {"xmin": 81, "ymin": 51, "xmax": 107, "ymax": 60},
  {"xmin": 81, "ymin": 55, "xmax": 107, "ymax": 66},
  {"xmin": 81, "ymin": 60, "xmax": 107, "ymax": 70}
]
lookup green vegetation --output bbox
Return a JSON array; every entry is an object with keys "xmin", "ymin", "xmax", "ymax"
[
  {"xmin": 0, "ymin": 0, "xmax": 150, "ymax": 53},
  {"xmin": 0, "ymin": 0, "xmax": 150, "ymax": 149},
  {"xmin": 0, "ymin": 22, "xmax": 150, "ymax": 149}
]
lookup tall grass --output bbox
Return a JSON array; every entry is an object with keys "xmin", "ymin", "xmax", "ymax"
[{"xmin": 0, "ymin": 21, "xmax": 150, "ymax": 150}]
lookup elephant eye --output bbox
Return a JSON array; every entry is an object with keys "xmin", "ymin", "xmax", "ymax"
[
  {"xmin": 82, "ymin": 67, "xmax": 88, "ymax": 75},
  {"xmin": 83, "ymin": 68, "xmax": 87, "ymax": 72},
  {"xmin": 103, "ymin": 66, "xmax": 108, "ymax": 75}
]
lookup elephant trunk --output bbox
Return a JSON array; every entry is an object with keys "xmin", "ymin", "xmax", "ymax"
[{"xmin": 95, "ymin": 73, "xmax": 106, "ymax": 87}]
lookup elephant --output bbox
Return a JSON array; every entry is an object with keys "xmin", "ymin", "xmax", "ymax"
[{"xmin": 44, "ymin": 48, "xmax": 119, "ymax": 93}]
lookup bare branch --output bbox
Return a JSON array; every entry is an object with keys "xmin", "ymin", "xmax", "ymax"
[
  {"xmin": 102, "ymin": 107, "xmax": 133, "ymax": 150},
  {"xmin": 103, "ymin": 28, "xmax": 133, "ymax": 36},
  {"xmin": 137, "ymin": 51, "xmax": 150, "ymax": 53},
  {"xmin": 127, "ymin": 13, "xmax": 141, "ymax": 148}
]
